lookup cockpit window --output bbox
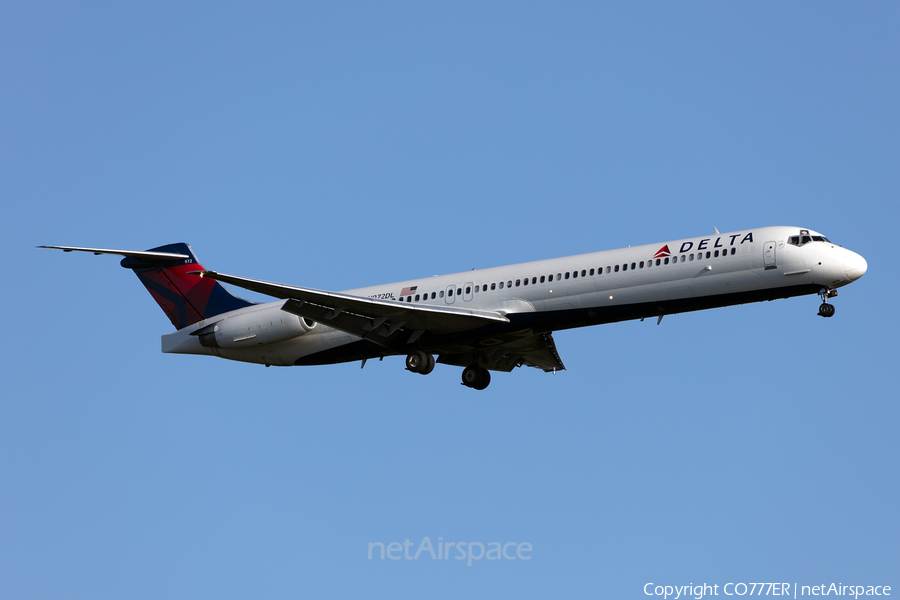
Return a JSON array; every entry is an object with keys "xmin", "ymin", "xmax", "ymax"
[{"xmin": 788, "ymin": 234, "xmax": 832, "ymax": 247}]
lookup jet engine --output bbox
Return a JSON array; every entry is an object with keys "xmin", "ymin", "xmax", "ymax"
[{"xmin": 193, "ymin": 308, "xmax": 316, "ymax": 349}]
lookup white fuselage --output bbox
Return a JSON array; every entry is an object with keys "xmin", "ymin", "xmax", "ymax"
[{"xmin": 161, "ymin": 226, "xmax": 867, "ymax": 367}]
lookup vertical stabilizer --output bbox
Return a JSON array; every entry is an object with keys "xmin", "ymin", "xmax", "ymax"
[{"xmin": 120, "ymin": 243, "xmax": 255, "ymax": 329}]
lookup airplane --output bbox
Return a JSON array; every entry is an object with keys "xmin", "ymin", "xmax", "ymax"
[{"xmin": 41, "ymin": 225, "xmax": 866, "ymax": 390}]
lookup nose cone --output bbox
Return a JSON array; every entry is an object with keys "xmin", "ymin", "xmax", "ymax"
[{"xmin": 844, "ymin": 251, "xmax": 867, "ymax": 282}]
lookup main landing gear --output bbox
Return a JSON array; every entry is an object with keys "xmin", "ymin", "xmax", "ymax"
[
  {"xmin": 461, "ymin": 365, "xmax": 491, "ymax": 390},
  {"xmin": 405, "ymin": 351, "xmax": 492, "ymax": 390},
  {"xmin": 405, "ymin": 350, "xmax": 435, "ymax": 375},
  {"xmin": 818, "ymin": 288, "xmax": 837, "ymax": 318}
]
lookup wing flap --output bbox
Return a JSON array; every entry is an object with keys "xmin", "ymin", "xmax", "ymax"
[{"xmin": 437, "ymin": 332, "xmax": 566, "ymax": 373}]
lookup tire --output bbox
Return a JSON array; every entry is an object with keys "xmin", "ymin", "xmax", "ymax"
[
  {"xmin": 420, "ymin": 353, "xmax": 435, "ymax": 375},
  {"xmin": 462, "ymin": 365, "xmax": 481, "ymax": 387},
  {"xmin": 406, "ymin": 351, "xmax": 427, "ymax": 372},
  {"xmin": 473, "ymin": 369, "xmax": 491, "ymax": 390},
  {"xmin": 462, "ymin": 365, "xmax": 490, "ymax": 389}
]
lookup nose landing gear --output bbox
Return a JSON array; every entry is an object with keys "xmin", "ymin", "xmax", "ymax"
[{"xmin": 818, "ymin": 288, "xmax": 837, "ymax": 318}]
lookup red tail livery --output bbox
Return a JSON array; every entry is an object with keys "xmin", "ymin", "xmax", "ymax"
[{"xmin": 120, "ymin": 243, "xmax": 255, "ymax": 329}]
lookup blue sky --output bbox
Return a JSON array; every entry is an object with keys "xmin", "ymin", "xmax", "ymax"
[{"xmin": 2, "ymin": 2, "xmax": 897, "ymax": 598}]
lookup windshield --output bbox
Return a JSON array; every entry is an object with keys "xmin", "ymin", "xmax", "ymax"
[{"xmin": 788, "ymin": 233, "xmax": 832, "ymax": 246}]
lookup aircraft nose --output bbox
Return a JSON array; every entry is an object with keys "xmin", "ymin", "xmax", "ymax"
[{"xmin": 844, "ymin": 250, "xmax": 867, "ymax": 282}]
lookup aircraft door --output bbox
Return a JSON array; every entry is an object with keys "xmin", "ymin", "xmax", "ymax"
[
  {"xmin": 763, "ymin": 241, "xmax": 777, "ymax": 269},
  {"xmin": 445, "ymin": 284, "xmax": 456, "ymax": 304},
  {"xmin": 463, "ymin": 282, "xmax": 474, "ymax": 302}
]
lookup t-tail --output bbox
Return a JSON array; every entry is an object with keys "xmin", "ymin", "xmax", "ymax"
[{"xmin": 40, "ymin": 243, "xmax": 256, "ymax": 329}]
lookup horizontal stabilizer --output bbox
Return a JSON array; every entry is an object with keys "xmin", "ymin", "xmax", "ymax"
[
  {"xmin": 42, "ymin": 243, "xmax": 254, "ymax": 329},
  {"xmin": 38, "ymin": 245, "xmax": 190, "ymax": 261}
]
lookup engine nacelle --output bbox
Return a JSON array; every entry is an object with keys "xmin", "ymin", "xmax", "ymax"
[{"xmin": 194, "ymin": 307, "xmax": 316, "ymax": 349}]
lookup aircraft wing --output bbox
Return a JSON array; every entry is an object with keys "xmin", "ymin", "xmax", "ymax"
[
  {"xmin": 513, "ymin": 332, "xmax": 567, "ymax": 372},
  {"xmin": 193, "ymin": 270, "xmax": 509, "ymax": 348},
  {"xmin": 436, "ymin": 332, "xmax": 566, "ymax": 373}
]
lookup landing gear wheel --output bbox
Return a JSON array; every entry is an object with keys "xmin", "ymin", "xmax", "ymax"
[
  {"xmin": 817, "ymin": 288, "xmax": 837, "ymax": 318},
  {"xmin": 406, "ymin": 351, "xmax": 428, "ymax": 373},
  {"xmin": 473, "ymin": 369, "xmax": 490, "ymax": 390},
  {"xmin": 406, "ymin": 351, "xmax": 435, "ymax": 374},
  {"xmin": 461, "ymin": 365, "xmax": 491, "ymax": 390}
]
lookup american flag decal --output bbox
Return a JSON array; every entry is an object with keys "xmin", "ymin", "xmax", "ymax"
[{"xmin": 400, "ymin": 286, "xmax": 418, "ymax": 296}]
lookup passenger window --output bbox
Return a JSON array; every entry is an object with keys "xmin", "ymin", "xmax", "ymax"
[
  {"xmin": 515, "ymin": 280, "xmax": 520, "ymax": 287},
  {"xmin": 606, "ymin": 266, "xmax": 611, "ymax": 273},
  {"xmin": 557, "ymin": 274, "xmax": 561, "ymax": 281},
  {"xmin": 475, "ymin": 285, "xmax": 479, "ymax": 292},
  {"xmin": 499, "ymin": 282, "xmax": 504, "ymax": 289},
  {"xmin": 664, "ymin": 258, "xmax": 669, "ymax": 265},
  {"xmin": 623, "ymin": 263, "xmax": 628, "ymax": 271},
  {"xmin": 540, "ymin": 275, "xmax": 545, "ymax": 283},
  {"xmin": 590, "ymin": 268, "xmax": 595, "ymax": 276},
  {"xmin": 407, "ymin": 297, "xmax": 412, "ymax": 302},
  {"xmin": 656, "ymin": 259, "xmax": 661, "ymax": 266},
  {"xmin": 466, "ymin": 286, "xmax": 471, "ymax": 294},
  {"xmin": 581, "ymin": 269, "xmax": 586, "ymax": 277},
  {"xmin": 565, "ymin": 272, "xmax": 570, "ymax": 279},
  {"xmin": 714, "ymin": 250, "xmax": 719, "ymax": 257},
  {"xmin": 507, "ymin": 280, "xmax": 512, "ymax": 288},
  {"xmin": 615, "ymin": 265, "xmax": 619, "ymax": 272},
  {"xmin": 523, "ymin": 278, "xmax": 528, "ymax": 286},
  {"xmin": 706, "ymin": 251, "xmax": 711, "ymax": 258},
  {"xmin": 639, "ymin": 261, "xmax": 644, "ymax": 268},
  {"xmin": 432, "ymin": 292, "xmax": 436, "ymax": 299},
  {"xmin": 448, "ymin": 288, "xmax": 453, "ymax": 296},
  {"xmin": 491, "ymin": 283, "xmax": 496, "ymax": 290},
  {"xmin": 415, "ymin": 294, "xmax": 420, "ymax": 301},
  {"xmin": 439, "ymin": 291, "xmax": 444, "ymax": 298},
  {"xmin": 730, "ymin": 247, "xmax": 736, "ymax": 255},
  {"xmin": 630, "ymin": 262, "xmax": 635, "ymax": 270},
  {"xmin": 689, "ymin": 254, "xmax": 694, "ymax": 261},
  {"xmin": 532, "ymin": 277, "xmax": 537, "ymax": 284}
]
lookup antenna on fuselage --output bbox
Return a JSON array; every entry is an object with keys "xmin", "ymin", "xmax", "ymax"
[{"xmin": 713, "ymin": 227, "xmax": 719, "ymax": 234}]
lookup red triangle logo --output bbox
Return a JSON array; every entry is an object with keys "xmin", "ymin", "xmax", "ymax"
[{"xmin": 653, "ymin": 245, "xmax": 671, "ymax": 258}]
